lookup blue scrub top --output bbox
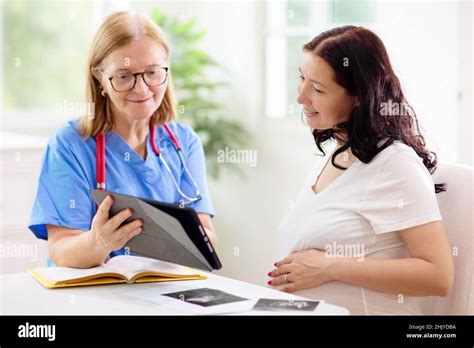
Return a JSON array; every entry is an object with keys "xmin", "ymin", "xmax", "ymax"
[{"xmin": 28, "ymin": 119, "xmax": 215, "ymax": 258}]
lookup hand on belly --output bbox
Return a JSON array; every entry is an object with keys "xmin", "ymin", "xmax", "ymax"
[{"xmin": 267, "ymin": 249, "xmax": 335, "ymax": 293}]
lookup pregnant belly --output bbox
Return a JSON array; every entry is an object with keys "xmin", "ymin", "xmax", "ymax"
[{"xmin": 292, "ymin": 246, "xmax": 430, "ymax": 315}]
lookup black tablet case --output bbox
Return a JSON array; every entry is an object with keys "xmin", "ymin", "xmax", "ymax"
[{"xmin": 91, "ymin": 189, "xmax": 222, "ymax": 271}]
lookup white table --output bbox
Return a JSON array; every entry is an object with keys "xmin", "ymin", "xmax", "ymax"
[{"xmin": 0, "ymin": 272, "xmax": 349, "ymax": 315}]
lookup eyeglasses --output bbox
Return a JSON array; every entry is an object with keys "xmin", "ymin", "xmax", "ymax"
[{"xmin": 96, "ymin": 67, "xmax": 169, "ymax": 92}]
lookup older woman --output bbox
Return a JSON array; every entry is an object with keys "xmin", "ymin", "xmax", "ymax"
[
  {"xmin": 28, "ymin": 11, "xmax": 216, "ymax": 268},
  {"xmin": 268, "ymin": 26, "xmax": 454, "ymax": 314}
]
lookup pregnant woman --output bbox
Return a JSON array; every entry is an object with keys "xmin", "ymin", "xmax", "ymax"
[{"xmin": 268, "ymin": 26, "xmax": 454, "ymax": 314}]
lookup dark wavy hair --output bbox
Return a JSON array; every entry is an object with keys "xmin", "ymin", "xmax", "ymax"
[{"xmin": 304, "ymin": 26, "xmax": 445, "ymax": 193}]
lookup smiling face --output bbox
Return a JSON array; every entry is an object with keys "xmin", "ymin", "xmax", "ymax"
[
  {"xmin": 97, "ymin": 36, "xmax": 169, "ymax": 124},
  {"xmin": 297, "ymin": 52, "xmax": 358, "ymax": 130}
]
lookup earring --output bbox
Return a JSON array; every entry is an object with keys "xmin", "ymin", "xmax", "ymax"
[{"xmin": 101, "ymin": 89, "xmax": 106, "ymax": 97}]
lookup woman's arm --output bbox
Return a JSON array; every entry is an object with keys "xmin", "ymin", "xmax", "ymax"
[
  {"xmin": 271, "ymin": 221, "xmax": 454, "ymax": 297},
  {"xmin": 331, "ymin": 221, "xmax": 454, "ymax": 296},
  {"xmin": 47, "ymin": 225, "xmax": 110, "ymax": 268}
]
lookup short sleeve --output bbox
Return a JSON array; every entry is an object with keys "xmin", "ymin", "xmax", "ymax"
[
  {"xmin": 180, "ymin": 125, "xmax": 216, "ymax": 217},
  {"xmin": 28, "ymin": 128, "xmax": 95, "ymax": 240},
  {"xmin": 359, "ymin": 149, "xmax": 442, "ymax": 234}
]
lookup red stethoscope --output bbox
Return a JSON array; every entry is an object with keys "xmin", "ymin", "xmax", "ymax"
[{"xmin": 96, "ymin": 123, "xmax": 202, "ymax": 207}]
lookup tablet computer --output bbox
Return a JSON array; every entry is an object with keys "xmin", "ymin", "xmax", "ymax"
[{"xmin": 91, "ymin": 189, "xmax": 222, "ymax": 271}]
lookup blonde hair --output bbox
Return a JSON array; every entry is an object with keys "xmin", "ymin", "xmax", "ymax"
[{"xmin": 79, "ymin": 11, "xmax": 177, "ymax": 139}]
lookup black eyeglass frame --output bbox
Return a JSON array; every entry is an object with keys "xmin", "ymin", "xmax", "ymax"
[{"xmin": 95, "ymin": 67, "xmax": 169, "ymax": 92}]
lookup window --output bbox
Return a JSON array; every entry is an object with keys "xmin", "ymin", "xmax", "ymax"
[
  {"xmin": 264, "ymin": 0, "xmax": 375, "ymax": 119},
  {"xmin": 1, "ymin": 0, "xmax": 130, "ymax": 135}
]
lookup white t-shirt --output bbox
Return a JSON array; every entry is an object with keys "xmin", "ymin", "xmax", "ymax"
[{"xmin": 277, "ymin": 140, "xmax": 443, "ymax": 314}]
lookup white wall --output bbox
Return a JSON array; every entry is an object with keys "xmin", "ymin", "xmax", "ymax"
[
  {"xmin": 457, "ymin": 0, "xmax": 473, "ymax": 165},
  {"xmin": 374, "ymin": 1, "xmax": 467, "ymax": 164}
]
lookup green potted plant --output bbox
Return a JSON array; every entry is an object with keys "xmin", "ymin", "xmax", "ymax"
[{"xmin": 151, "ymin": 9, "xmax": 251, "ymax": 179}]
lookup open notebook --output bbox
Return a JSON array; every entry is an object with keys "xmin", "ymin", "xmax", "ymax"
[{"xmin": 28, "ymin": 255, "xmax": 207, "ymax": 289}]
